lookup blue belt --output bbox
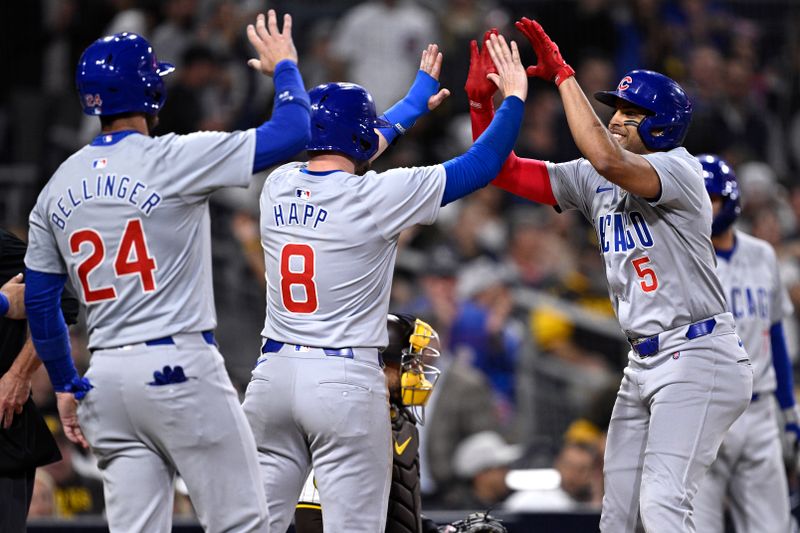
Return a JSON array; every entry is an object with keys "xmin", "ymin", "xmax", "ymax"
[
  {"xmin": 630, "ymin": 318, "xmax": 717, "ymax": 357},
  {"xmin": 145, "ymin": 331, "xmax": 216, "ymax": 346},
  {"xmin": 261, "ymin": 338, "xmax": 354, "ymax": 358}
]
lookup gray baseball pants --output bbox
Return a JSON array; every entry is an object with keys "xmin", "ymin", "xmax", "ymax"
[
  {"xmin": 693, "ymin": 393, "xmax": 791, "ymax": 533},
  {"xmin": 600, "ymin": 314, "xmax": 753, "ymax": 532},
  {"xmin": 243, "ymin": 345, "xmax": 392, "ymax": 533},
  {"xmin": 77, "ymin": 332, "xmax": 268, "ymax": 532}
]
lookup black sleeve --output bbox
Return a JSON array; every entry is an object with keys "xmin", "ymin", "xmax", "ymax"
[
  {"xmin": 0, "ymin": 229, "xmax": 26, "ymax": 282},
  {"xmin": 0, "ymin": 228, "xmax": 80, "ymax": 325}
]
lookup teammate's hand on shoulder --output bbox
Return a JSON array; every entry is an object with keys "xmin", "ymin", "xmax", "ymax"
[
  {"xmin": 246, "ymin": 9, "xmax": 298, "ymax": 76},
  {"xmin": 419, "ymin": 44, "xmax": 450, "ymax": 111},
  {"xmin": 514, "ymin": 18, "xmax": 574, "ymax": 86},
  {"xmin": 484, "ymin": 34, "xmax": 528, "ymax": 102},
  {"xmin": 57, "ymin": 392, "xmax": 89, "ymax": 449},
  {"xmin": 465, "ymin": 29, "xmax": 499, "ymax": 105},
  {"xmin": 1, "ymin": 273, "xmax": 25, "ymax": 320}
]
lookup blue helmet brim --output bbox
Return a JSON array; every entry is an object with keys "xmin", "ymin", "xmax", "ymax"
[
  {"xmin": 594, "ymin": 90, "xmax": 622, "ymax": 108},
  {"xmin": 594, "ymin": 90, "xmax": 655, "ymax": 115}
]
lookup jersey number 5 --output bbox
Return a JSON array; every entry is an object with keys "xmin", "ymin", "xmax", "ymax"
[
  {"xmin": 280, "ymin": 243, "xmax": 319, "ymax": 314},
  {"xmin": 632, "ymin": 256, "xmax": 659, "ymax": 293},
  {"xmin": 70, "ymin": 219, "xmax": 157, "ymax": 304}
]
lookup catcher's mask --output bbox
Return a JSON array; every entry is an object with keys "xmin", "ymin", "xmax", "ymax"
[{"xmin": 385, "ymin": 314, "xmax": 441, "ymax": 424}]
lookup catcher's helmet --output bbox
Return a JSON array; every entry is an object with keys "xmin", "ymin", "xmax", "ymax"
[
  {"xmin": 76, "ymin": 32, "xmax": 175, "ymax": 117},
  {"xmin": 384, "ymin": 314, "xmax": 441, "ymax": 423},
  {"xmin": 699, "ymin": 154, "xmax": 741, "ymax": 236},
  {"xmin": 595, "ymin": 70, "xmax": 692, "ymax": 151},
  {"xmin": 307, "ymin": 83, "xmax": 391, "ymax": 161}
]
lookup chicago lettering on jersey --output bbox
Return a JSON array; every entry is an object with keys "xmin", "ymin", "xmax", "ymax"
[
  {"xmin": 50, "ymin": 174, "xmax": 162, "ymax": 231},
  {"xmin": 728, "ymin": 285, "xmax": 769, "ymax": 320},
  {"xmin": 273, "ymin": 202, "xmax": 328, "ymax": 229},
  {"xmin": 597, "ymin": 211, "xmax": 655, "ymax": 253}
]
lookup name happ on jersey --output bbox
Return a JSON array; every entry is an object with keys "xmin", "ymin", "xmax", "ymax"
[
  {"xmin": 597, "ymin": 211, "xmax": 655, "ymax": 253},
  {"xmin": 273, "ymin": 202, "xmax": 328, "ymax": 229}
]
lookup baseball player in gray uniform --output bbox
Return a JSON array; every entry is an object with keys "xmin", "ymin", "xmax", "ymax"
[
  {"xmin": 468, "ymin": 20, "xmax": 753, "ymax": 532},
  {"xmin": 692, "ymin": 154, "xmax": 799, "ymax": 533},
  {"xmin": 242, "ymin": 35, "xmax": 527, "ymax": 532},
  {"xmin": 23, "ymin": 11, "xmax": 309, "ymax": 532}
]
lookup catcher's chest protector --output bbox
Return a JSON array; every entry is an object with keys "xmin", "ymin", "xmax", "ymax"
[{"xmin": 386, "ymin": 406, "xmax": 423, "ymax": 533}]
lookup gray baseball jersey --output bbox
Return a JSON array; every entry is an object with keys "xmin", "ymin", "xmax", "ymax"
[
  {"xmin": 258, "ymin": 162, "xmax": 446, "ymax": 348},
  {"xmin": 548, "ymin": 147, "xmax": 727, "ymax": 338},
  {"xmin": 715, "ymin": 230, "xmax": 793, "ymax": 393},
  {"xmin": 25, "ymin": 130, "xmax": 255, "ymax": 349}
]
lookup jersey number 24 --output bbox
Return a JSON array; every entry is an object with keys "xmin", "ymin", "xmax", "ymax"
[{"xmin": 69, "ymin": 218, "xmax": 157, "ymax": 303}]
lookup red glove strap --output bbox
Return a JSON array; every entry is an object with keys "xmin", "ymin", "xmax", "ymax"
[{"xmin": 555, "ymin": 64, "xmax": 575, "ymax": 86}]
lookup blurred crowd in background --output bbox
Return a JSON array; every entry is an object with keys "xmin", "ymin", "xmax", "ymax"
[{"xmin": 2, "ymin": 0, "xmax": 800, "ymax": 522}]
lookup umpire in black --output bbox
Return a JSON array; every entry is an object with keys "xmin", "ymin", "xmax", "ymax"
[{"xmin": 0, "ymin": 227, "xmax": 78, "ymax": 530}]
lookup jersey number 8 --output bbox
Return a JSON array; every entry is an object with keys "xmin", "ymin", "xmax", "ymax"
[
  {"xmin": 280, "ymin": 243, "xmax": 319, "ymax": 314},
  {"xmin": 69, "ymin": 218, "xmax": 157, "ymax": 304}
]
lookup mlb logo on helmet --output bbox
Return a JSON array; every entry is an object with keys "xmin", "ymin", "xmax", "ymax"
[{"xmin": 617, "ymin": 76, "xmax": 633, "ymax": 91}]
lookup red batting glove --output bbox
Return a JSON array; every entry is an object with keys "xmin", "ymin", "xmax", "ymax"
[
  {"xmin": 515, "ymin": 17, "xmax": 574, "ymax": 86},
  {"xmin": 464, "ymin": 28, "xmax": 499, "ymax": 108}
]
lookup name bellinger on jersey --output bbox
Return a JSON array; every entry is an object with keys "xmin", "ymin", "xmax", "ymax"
[{"xmin": 48, "ymin": 171, "xmax": 163, "ymax": 231}]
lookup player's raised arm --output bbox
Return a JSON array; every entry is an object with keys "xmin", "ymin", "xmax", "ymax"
[
  {"xmin": 439, "ymin": 34, "xmax": 527, "ymax": 206},
  {"xmin": 517, "ymin": 18, "xmax": 661, "ymax": 198},
  {"xmin": 465, "ymin": 30, "xmax": 557, "ymax": 206},
  {"xmin": 370, "ymin": 44, "xmax": 451, "ymax": 162},
  {"xmin": 246, "ymin": 10, "xmax": 311, "ymax": 172}
]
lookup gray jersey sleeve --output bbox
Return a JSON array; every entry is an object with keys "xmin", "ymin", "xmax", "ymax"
[
  {"xmin": 157, "ymin": 129, "xmax": 256, "ymax": 203},
  {"xmin": 349, "ymin": 164, "xmax": 446, "ymax": 240},
  {"xmin": 547, "ymin": 159, "xmax": 598, "ymax": 216},
  {"xmin": 25, "ymin": 189, "xmax": 67, "ymax": 274},
  {"xmin": 642, "ymin": 149, "xmax": 705, "ymax": 213}
]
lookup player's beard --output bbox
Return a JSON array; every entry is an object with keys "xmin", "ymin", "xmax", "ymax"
[{"xmin": 355, "ymin": 160, "xmax": 372, "ymax": 176}]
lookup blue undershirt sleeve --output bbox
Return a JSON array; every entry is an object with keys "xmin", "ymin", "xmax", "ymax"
[
  {"xmin": 377, "ymin": 70, "xmax": 440, "ymax": 144},
  {"xmin": 441, "ymin": 96, "xmax": 524, "ymax": 206},
  {"xmin": 0, "ymin": 292, "xmax": 8, "ymax": 316},
  {"xmin": 253, "ymin": 60, "xmax": 311, "ymax": 173},
  {"xmin": 24, "ymin": 269, "xmax": 79, "ymax": 392},
  {"xmin": 771, "ymin": 321, "xmax": 796, "ymax": 409}
]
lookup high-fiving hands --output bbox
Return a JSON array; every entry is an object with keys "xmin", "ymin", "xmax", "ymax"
[
  {"xmin": 246, "ymin": 10, "xmax": 298, "ymax": 76},
  {"xmin": 465, "ymin": 29, "xmax": 499, "ymax": 106},
  {"xmin": 419, "ymin": 44, "xmax": 450, "ymax": 111},
  {"xmin": 484, "ymin": 34, "xmax": 528, "ymax": 102},
  {"xmin": 515, "ymin": 17, "xmax": 575, "ymax": 86}
]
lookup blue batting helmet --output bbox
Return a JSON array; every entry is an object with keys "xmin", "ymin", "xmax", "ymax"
[
  {"xmin": 595, "ymin": 70, "xmax": 692, "ymax": 151},
  {"xmin": 306, "ymin": 83, "xmax": 391, "ymax": 162},
  {"xmin": 699, "ymin": 154, "xmax": 740, "ymax": 236},
  {"xmin": 76, "ymin": 33, "xmax": 175, "ymax": 116}
]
